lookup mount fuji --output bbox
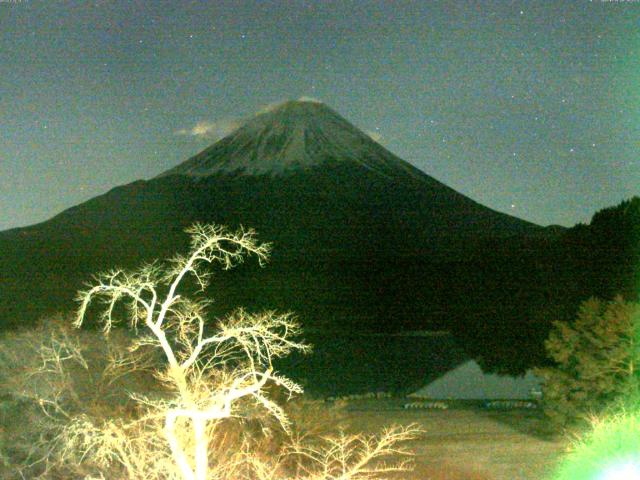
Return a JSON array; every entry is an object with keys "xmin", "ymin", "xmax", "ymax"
[
  {"xmin": 0, "ymin": 100, "xmax": 561, "ymax": 370},
  {"xmin": 159, "ymin": 100, "xmax": 544, "ymax": 251}
]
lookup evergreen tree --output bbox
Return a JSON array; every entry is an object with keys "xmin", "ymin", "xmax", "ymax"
[{"xmin": 535, "ymin": 296, "xmax": 640, "ymax": 428}]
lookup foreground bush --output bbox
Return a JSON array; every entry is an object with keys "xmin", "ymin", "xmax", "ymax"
[
  {"xmin": 535, "ymin": 296, "xmax": 640, "ymax": 429},
  {"xmin": 1, "ymin": 223, "xmax": 420, "ymax": 479},
  {"xmin": 0, "ymin": 315, "xmax": 161, "ymax": 478}
]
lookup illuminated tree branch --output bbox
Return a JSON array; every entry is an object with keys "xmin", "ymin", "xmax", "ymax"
[{"xmin": 74, "ymin": 223, "xmax": 309, "ymax": 480}]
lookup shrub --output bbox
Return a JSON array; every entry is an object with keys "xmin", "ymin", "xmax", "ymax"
[
  {"xmin": 0, "ymin": 315, "xmax": 161, "ymax": 479},
  {"xmin": 535, "ymin": 296, "xmax": 640, "ymax": 429}
]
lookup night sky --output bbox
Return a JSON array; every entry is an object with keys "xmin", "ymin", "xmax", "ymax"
[{"xmin": 2, "ymin": 0, "xmax": 638, "ymax": 231}]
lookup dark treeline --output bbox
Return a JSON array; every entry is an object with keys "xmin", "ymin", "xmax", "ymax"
[{"xmin": 458, "ymin": 197, "xmax": 640, "ymax": 374}]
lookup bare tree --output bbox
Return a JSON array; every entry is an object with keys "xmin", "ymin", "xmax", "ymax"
[
  {"xmin": 73, "ymin": 223, "xmax": 312, "ymax": 480},
  {"xmin": 5, "ymin": 223, "xmax": 423, "ymax": 480}
]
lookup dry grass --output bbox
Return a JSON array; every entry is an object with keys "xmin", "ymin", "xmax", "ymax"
[
  {"xmin": 0, "ymin": 321, "xmax": 568, "ymax": 480},
  {"xmin": 337, "ymin": 400, "xmax": 569, "ymax": 480},
  {"xmin": 408, "ymin": 462, "xmax": 494, "ymax": 480},
  {"xmin": 0, "ymin": 316, "xmax": 165, "ymax": 479}
]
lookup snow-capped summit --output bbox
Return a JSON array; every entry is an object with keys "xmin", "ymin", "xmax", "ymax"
[{"xmin": 161, "ymin": 100, "xmax": 423, "ymax": 179}]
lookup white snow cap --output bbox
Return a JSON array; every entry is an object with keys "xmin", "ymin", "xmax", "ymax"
[{"xmin": 161, "ymin": 100, "xmax": 421, "ymax": 179}]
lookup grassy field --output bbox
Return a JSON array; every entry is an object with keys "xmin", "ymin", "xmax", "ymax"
[
  {"xmin": 0, "ymin": 394, "xmax": 570, "ymax": 479},
  {"xmin": 338, "ymin": 399, "xmax": 568, "ymax": 480}
]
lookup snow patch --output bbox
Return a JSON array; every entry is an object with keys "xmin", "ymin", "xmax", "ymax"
[{"xmin": 297, "ymin": 96, "xmax": 323, "ymax": 104}]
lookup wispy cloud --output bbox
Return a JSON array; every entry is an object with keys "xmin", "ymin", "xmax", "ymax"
[{"xmin": 175, "ymin": 118, "xmax": 241, "ymax": 141}]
